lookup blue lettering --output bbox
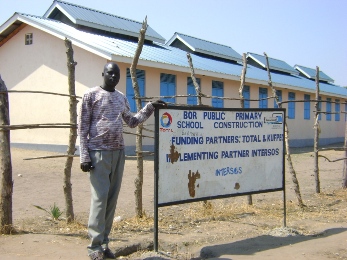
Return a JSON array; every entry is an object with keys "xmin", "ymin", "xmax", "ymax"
[
  {"xmin": 213, "ymin": 122, "xmax": 262, "ymax": 128},
  {"xmin": 183, "ymin": 111, "xmax": 197, "ymax": 119},
  {"xmin": 203, "ymin": 112, "xmax": 225, "ymax": 120},
  {"xmin": 235, "ymin": 112, "xmax": 262, "ymax": 120},
  {"xmin": 221, "ymin": 150, "xmax": 249, "ymax": 158},
  {"xmin": 179, "ymin": 151, "xmax": 218, "ymax": 161},
  {"xmin": 214, "ymin": 122, "xmax": 232, "ymax": 128},
  {"xmin": 177, "ymin": 121, "xmax": 203, "ymax": 129},
  {"xmin": 205, "ymin": 136, "xmax": 240, "ymax": 144},
  {"xmin": 215, "ymin": 166, "xmax": 243, "ymax": 176},
  {"xmin": 251, "ymin": 148, "xmax": 280, "ymax": 157},
  {"xmin": 242, "ymin": 135, "xmax": 261, "ymax": 143},
  {"xmin": 171, "ymin": 136, "xmax": 203, "ymax": 145}
]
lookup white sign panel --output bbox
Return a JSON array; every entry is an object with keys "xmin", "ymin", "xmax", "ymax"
[{"xmin": 156, "ymin": 107, "xmax": 285, "ymax": 206}]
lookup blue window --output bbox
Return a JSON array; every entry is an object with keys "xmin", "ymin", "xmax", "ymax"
[
  {"xmin": 126, "ymin": 69, "xmax": 145, "ymax": 112},
  {"xmin": 160, "ymin": 73, "xmax": 176, "ymax": 104},
  {"xmin": 304, "ymin": 94, "xmax": 310, "ymax": 120},
  {"xmin": 243, "ymin": 85, "xmax": 250, "ymax": 108},
  {"xmin": 326, "ymin": 98, "xmax": 331, "ymax": 121},
  {"xmin": 317, "ymin": 96, "xmax": 322, "ymax": 120},
  {"xmin": 335, "ymin": 99, "xmax": 340, "ymax": 121},
  {"xmin": 288, "ymin": 92, "xmax": 295, "ymax": 119},
  {"xmin": 187, "ymin": 77, "xmax": 200, "ymax": 105},
  {"xmin": 259, "ymin": 87, "xmax": 268, "ymax": 108},
  {"xmin": 212, "ymin": 80, "xmax": 224, "ymax": 108},
  {"xmin": 274, "ymin": 90, "xmax": 282, "ymax": 108}
]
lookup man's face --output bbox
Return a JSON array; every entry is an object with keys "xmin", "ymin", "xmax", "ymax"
[{"xmin": 103, "ymin": 63, "xmax": 120, "ymax": 88}]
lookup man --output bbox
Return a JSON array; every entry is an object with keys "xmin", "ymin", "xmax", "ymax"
[{"xmin": 79, "ymin": 62, "xmax": 166, "ymax": 260}]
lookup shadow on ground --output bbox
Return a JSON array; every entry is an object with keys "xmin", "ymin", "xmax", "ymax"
[{"xmin": 199, "ymin": 227, "xmax": 347, "ymax": 258}]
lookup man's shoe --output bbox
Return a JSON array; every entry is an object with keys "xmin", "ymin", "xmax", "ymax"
[
  {"xmin": 103, "ymin": 248, "xmax": 115, "ymax": 259},
  {"xmin": 89, "ymin": 251, "xmax": 104, "ymax": 260}
]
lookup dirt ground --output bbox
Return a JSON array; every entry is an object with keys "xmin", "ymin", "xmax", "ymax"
[{"xmin": 1, "ymin": 144, "xmax": 347, "ymax": 259}]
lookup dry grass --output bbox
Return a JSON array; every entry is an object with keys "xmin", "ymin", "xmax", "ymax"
[
  {"xmin": 8, "ymin": 188, "xmax": 346, "ymax": 259},
  {"xmin": 12, "ymin": 188, "xmax": 347, "ymax": 239}
]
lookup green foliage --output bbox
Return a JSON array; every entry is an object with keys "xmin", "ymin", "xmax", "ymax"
[{"xmin": 33, "ymin": 203, "xmax": 64, "ymax": 221}]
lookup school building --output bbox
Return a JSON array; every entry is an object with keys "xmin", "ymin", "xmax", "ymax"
[{"xmin": 0, "ymin": 0, "xmax": 346, "ymax": 154}]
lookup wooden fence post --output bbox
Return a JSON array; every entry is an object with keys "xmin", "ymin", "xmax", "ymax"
[
  {"xmin": 187, "ymin": 53, "xmax": 204, "ymax": 105},
  {"xmin": 264, "ymin": 53, "xmax": 304, "ymax": 208},
  {"xmin": 187, "ymin": 53, "xmax": 213, "ymax": 210},
  {"xmin": 64, "ymin": 38, "xmax": 77, "ymax": 222},
  {"xmin": 238, "ymin": 53, "xmax": 252, "ymax": 205},
  {"xmin": 131, "ymin": 17, "xmax": 147, "ymax": 218},
  {"xmin": 343, "ymin": 120, "xmax": 347, "ymax": 188},
  {"xmin": 0, "ymin": 75, "xmax": 13, "ymax": 234},
  {"xmin": 313, "ymin": 66, "xmax": 321, "ymax": 193},
  {"xmin": 239, "ymin": 53, "xmax": 247, "ymax": 108}
]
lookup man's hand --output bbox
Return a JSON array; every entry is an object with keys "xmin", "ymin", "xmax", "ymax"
[
  {"xmin": 80, "ymin": 162, "xmax": 95, "ymax": 172},
  {"xmin": 151, "ymin": 100, "xmax": 167, "ymax": 108}
]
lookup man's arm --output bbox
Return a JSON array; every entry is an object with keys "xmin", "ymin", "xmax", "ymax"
[
  {"xmin": 78, "ymin": 93, "xmax": 93, "ymax": 171},
  {"xmin": 122, "ymin": 98, "xmax": 166, "ymax": 128}
]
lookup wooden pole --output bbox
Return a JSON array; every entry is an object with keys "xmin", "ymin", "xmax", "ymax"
[
  {"xmin": 187, "ymin": 53, "xmax": 205, "ymax": 105},
  {"xmin": 264, "ymin": 52, "xmax": 304, "ymax": 208},
  {"xmin": 314, "ymin": 66, "xmax": 321, "ymax": 193},
  {"xmin": 187, "ymin": 53, "xmax": 213, "ymax": 210},
  {"xmin": 343, "ymin": 120, "xmax": 347, "ymax": 188},
  {"xmin": 0, "ymin": 75, "xmax": 13, "ymax": 234},
  {"xmin": 131, "ymin": 17, "xmax": 147, "ymax": 219},
  {"xmin": 0, "ymin": 90, "xmax": 81, "ymax": 99},
  {"xmin": 64, "ymin": 38, "xmax": 78, "ymax": 222},
  {"xmin": 239, "ymin": 53, "xmax": 247, "ymax": 108},
  {"xmin": 0, "ymin": 123, "xmax": 76, "ymax": 130},
  {"xmin": 238, "ymin": 53, "xmax": 253, "ymax": 205}
]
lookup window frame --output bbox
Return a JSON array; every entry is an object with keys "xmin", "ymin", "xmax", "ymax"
[
  {"xmin": 304, "ymin": 94, "xmax": 310, "ymax": 120},
  {"xmin": 326, "ymin": 98, "xmax": 332, "ymax": 121},
  {"xmin": 335, "ymin": 99, "xmax": 340, "ymax": 121},
  {"xmin": 126, "ymin": 68, "xmax": 146, "ymax": 112},
  {"xmin": 187, "ymin": 77, "xmax": 200, "ymax": 105},
  {"xmin": 259, "ymin": 87, "xmax": 268, "ymax": 108},
  {"xmin": 243, "ymin": 85, "xmax": 250, "ymax": 108},
  {"xmin": 25, "ymin": 33, "xmax": 33, "ymax": 45},
  {"xmin": 160, "ymin": 73, "xmax": 176, "ymax": 104},
  {"xmin": 274, "ymin": 90, "xmax": 282, "ymax": 108},
  {"xmin": 212, "ymin": 80, "xmax": 224, "ymax": 108},
  {"xmin": 288, "ymin": 92, "xmax": 295, "ymax": 119}
]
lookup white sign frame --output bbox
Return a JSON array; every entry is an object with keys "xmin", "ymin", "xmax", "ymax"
[{"xmin": 154, "ymin": 106, "xmax": 285, "ymax": 207}]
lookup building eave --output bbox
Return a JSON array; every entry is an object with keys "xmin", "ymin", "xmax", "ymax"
[
  {"xmin": 44, "ymin": 1, "xmax": 165, "ymax": 44},
  {"xmin": 0, "ymin": 13, "xmax": 21, "ymax": 35},
  {"xmin": 1, "ymin": 14, "xmax": 113, "ymax": 60},
  {"xmin": 74, "ymin": 19, "xmax": 164, "ymax": 44}
]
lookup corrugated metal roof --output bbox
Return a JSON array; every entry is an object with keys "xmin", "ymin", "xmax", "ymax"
[
  {"xmin": 247, "ymin": 52, "xmax": 299, "ymax": 75},
  {"xmin": 44, "ymin": 0, "xmax": 165, "ymax": 43},
  {"xmin": 1, "ymin": 13, "xmax": 346, "ymax": 98},
  {"xmin": 166, "ymin": 32, "xmax": 243, "ymax": 63},
  {"xmin": 294, "ymin": 64, "xmax": 334, "ymax": 83}
]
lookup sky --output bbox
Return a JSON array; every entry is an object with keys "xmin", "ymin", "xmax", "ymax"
[{"xmin": 0, "ymin": 0, "xmax": 346, "ymax": 87}]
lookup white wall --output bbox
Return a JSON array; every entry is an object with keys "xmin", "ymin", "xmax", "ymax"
[
  {"xmin": 0, "ymin": 25, "xmax": 105, "ymax": 146},
  {"xmin": 0, "ymin": 24, "xmax": 345, "ymax": 151}
]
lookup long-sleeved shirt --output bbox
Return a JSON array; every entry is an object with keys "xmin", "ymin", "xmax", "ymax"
[{"xmin": 78, "ymin": 86, "xmax": 155, "ymax": 163}]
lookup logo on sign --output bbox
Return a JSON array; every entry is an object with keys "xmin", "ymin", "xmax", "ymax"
[
  {"xmin": 264, "ymin": 113, "xmax": 283, "ymax": 124},
  {"xmin": 160, "ymin": 112, "xmax": 172, "ymax": 128}
]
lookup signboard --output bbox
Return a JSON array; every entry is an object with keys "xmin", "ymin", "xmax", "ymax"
[{"xmin": 155, "ymin": 106, "xmax": 285, "ymax": 206}]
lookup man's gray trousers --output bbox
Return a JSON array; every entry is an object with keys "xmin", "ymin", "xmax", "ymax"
[{"xmin": 87, "ymin": 150, "xmax": 125, "ymax": 254}]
